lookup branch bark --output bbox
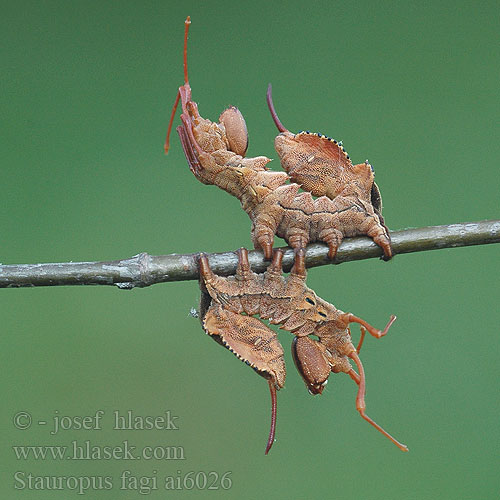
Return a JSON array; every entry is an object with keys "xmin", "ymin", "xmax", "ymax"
[{"xmin": 1, "ymin": 220, "xmax": 499, "ymax": 289}]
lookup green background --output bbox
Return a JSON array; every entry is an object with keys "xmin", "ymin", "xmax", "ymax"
[{"xmin": 1, "ymin": 1, "xmax": 498, "ymax": 498}]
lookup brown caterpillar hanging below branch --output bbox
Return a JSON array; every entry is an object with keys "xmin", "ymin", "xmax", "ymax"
[
  {"xmin": 198, "ymin": 247, "xmax": 407, "ymax": 454},
  {"xmin": 165, "ymin": 17, "xmax": 393, "ymax": 262}
]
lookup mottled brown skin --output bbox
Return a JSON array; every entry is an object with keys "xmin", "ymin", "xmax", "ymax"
[
  {"xmin": 198, "ymin": 248, "xmax": 407, "ymax": 453},
  {"xmin": 273, "ymin": 131, "xmax": 373, "ymax": 200},
  {"xmin": 177, "ymin": 99, "xmax": 392, "ymax": 261},
  {"xmin": 267, "ymin": 85, "xmax": 392, "ymax": 259},
  {"xmin": 167, "ymin": 18, "xmax": 392, "ymax": 261}
]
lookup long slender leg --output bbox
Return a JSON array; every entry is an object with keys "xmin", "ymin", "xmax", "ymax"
[
  {"xmin": 165, "ymin": 92, "xmax": 180, "ymax": 153},
  {"xmin": 182, "ymin": 17, "xmax": 191, "ymax": 84},
  {"xmin": 164, "ymin": 17, "xmax": 192, "ymax": 153},
  {"xmin": 348, "ymin": 351, "xmax": 408, "ymax": 451},
  {"xmin": 177, "ymin": 125, "xmax": 201, "ymax": 176},
  {"xmin": 181, "ymin": 113, "xmax": 204, "ymax": 156},
  {"xmin": 344, "ymin": 313, "xmax": 397, "ymax": 339},
  {"xmin": 176, "ymin": 111, "xmax": 208, "ymax": 180},
  {"xmin": 356, "ymin": 326, "xmax": 367, "ymax": 353},
  {"xmin": 167, "ymin": 85, "xmax": 195, "ymax": 157},
  {"xmin": 347, "ymin": 368, "xmax": 360, "ymax": 384}
]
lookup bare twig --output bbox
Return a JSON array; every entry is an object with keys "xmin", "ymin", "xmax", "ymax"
[{"xmin": 1, "ymin": 220, "xmax": 499, "ymax": 289}]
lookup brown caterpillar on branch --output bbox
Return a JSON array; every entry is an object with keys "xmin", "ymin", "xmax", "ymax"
[
  {"xmin": 198, "ymin": 247, "xmax": 407, "ymax": 454},
  {"xmin": 165, "ymin": 17, "xmax": 392, "ymax": 262}
]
